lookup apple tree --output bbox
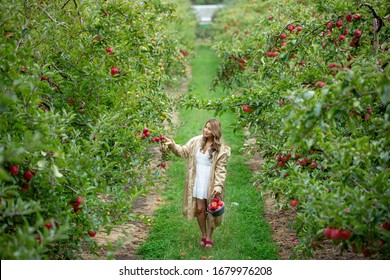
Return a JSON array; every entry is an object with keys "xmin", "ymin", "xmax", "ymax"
[
  {"xmin": 0, "ymin": 0, "xmax": 196, "ymax": 259},
  {"xmin": 183, "ymin": 0, "xmax": 389, "ymax": 258}
]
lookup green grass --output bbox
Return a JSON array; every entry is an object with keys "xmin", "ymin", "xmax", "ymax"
[{"xmin": 137, "ymin": 43, "xmax": 279, "ymax": 260}]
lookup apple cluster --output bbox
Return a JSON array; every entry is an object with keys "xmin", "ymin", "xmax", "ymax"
[
  {"xmin": 267, "ymin": 24, "xmax": 303, "ymax": 58},
  {"xmin": 69, "ymin": 196, "xmax": 84, "ymax": 213},
  {"xmin": 136, "ymin": 128, "xmax": 169, "ymax": 169},
  {"xmin": 323, "ymin": 226, "xmax": 352, "ymax": 240},
  {"xmin": 222, "ymin": 54, "xmax": 249, "ymax": 78},
  {"xmin": 141, "ymin": 127, "xmax": 151, "ymax": 139},
  {"xmin": 275, "ymin": 153, "xmax": 292, "ymax": 168},
  {"xmin": 295, "ymin": 156, "xmax": 318, "ymax": 169},
  {"xmin": 208, "ymin": 197, "xmax": 224, "ymax": 212},
  {"xmin": 273, "ymin": 152, "xmax": 320, "ymax": 180},
  {"xmin": 8, "ymin": 164, "xmax": 35, "ymax": 192}
]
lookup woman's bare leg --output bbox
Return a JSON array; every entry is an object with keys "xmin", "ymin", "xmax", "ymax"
[
  {"xmin": 196, "ymin": 199, "xmax": 207, "ymax": 245},
  {"xmin": 205, "ymin": 216, "xmax": 214, "ymax": 247}
]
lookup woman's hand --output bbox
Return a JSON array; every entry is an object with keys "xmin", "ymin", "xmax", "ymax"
[
  {"xmin": 212, "ymin": 190, "xmax": 221, "ymax": 198},
  {"xmin": 163, "ymin": 137, "xmax": 174, "ymax": 148}
]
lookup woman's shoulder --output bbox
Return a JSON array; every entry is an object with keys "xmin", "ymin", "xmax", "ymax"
[{"xmin": 218, "ymin": 142, "xmax": 231, "ymax": 158}]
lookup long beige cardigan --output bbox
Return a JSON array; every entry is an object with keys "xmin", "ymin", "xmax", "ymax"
[{"xmin": 171, "ymin": 135, "xmax": 231, "ymax": 228}]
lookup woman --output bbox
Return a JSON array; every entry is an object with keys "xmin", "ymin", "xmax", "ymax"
[{"xmin": 164, "ymin": 119, "xmax": 230, "ymax": 248}]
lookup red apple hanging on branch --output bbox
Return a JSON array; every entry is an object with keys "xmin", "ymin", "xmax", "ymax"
[{"xmin": 242, "ymin": 105, "xmax": 254, "ymax": 113}]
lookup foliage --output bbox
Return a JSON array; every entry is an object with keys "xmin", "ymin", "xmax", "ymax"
[
  {"xmin": 0, "ymin": 0, "xmax": 196, "ymax": 259},
  {"xmin": 182, "ymin": 0, "xmax": 390, "ymax": 258}
]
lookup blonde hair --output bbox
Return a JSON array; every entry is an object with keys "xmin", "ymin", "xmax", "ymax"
[{"xmin": 201, "ymin": 119, "xmax": 222, "ymax": 159}]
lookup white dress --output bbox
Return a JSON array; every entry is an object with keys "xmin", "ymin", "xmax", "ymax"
[{"xmin": 192, "ymin": 148, "xmax": 212, "ymax": 199}]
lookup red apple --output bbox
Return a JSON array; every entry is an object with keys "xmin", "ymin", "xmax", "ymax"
[
  {"xmin": 323, "ymin": 227, "xmax": 333, "ymax": 238},
  {"xmin": 287, "ymin": 24, "xmax": 295, "ymax": 31},
  {"xmin": 242, "ymin": 105, "xmax": 254, "ymax": 113},
  {"xmin": 67, "ymin": 97, "xmax": 75, "ymax": 104},
  {"xmin": 311, "ymin": 162, "xmax": 318, "ymax": 169},
  {"xmin": 353, "ymin": 14, "xmax": 361, "ymax": 20},
  {"xmin": 35, "ymin": 236, "xmax": 42, "ymax": 243},
  {"xmin": 367, "ymin": 108, "xmax": 372, "ymax": 114},
  {"xmin": 339, "ymin": 35, "xmax": 346, "ymax": 41},
  {"xmin": 111, "ymin": 67, "xmax": 119, "ymax": 75},
  {"xmin": 346, "ymin": 13, "xmax": 353, "ymax": 22},
  {"xmin": 160, "ymin": 162, "xmax": 167, "ymax": 168},
  {"xmin": 23, "ymin": 171, "xmax": 33, "ymax": 181},
  {"xmin": 340, "ymin": 230, "xmax": 351, "ymax": 240},
  {"xmin": 45, "ymin": 222, "xmax": 53, "ymax": 230},
  {"xmin": 330, "ymin": 228, "xmax": 343, "ymax": 240},
  {"xmin": 290, "ymin": 199, "xmax": 298, "ymax": 207},
  {"xmin": 21, "ymin": 182, "xmax": 29, "ymax": 192},
  {"xmin": 280, "ymin": 34, "xmax": 287, "ymax": 40},
  {"xmin": 362, "ymin": 245, "xmax": 376, "ymax": 257},
  {"xmin": 106, "ymin": 47, "xmax": 113, "ymax": 53},
  {"xmin": 327, "ymin": 21, "xmax": 333, "ymax": 29},
  {"xmin": 311, "ymin": 241, "xmax": 318, "ymax": 248},
  {"xmin": 72, "ymin": 205, "xmax": 82, "ymax": 212},
  {"xmin": 180, "ymin": 49, "xmax": 189, "ymax": 56},
  {"xmin": 315, "ymin": 82, "xmax": 326, "ymax": 88},
  {"xmin": 88, "ymin": 231, "xmax": 97, "ymax": 237},
  {"xmin": 354, "ymin": 30, "xmax": 362, "ymax": 37},
  {"xmin": 76, "ymin": 196, "xmax": 84, "ymax": 205},
  {"xmin": 380, "ymin": 221, "xmax": 390, "ymax": 230},
  {"xmin": 278, "ymin": 161, "xmax": 285, "ymax": 167},
  {"xmin": 10, "ymin": 165, "xmax": 19, "ymax": 176},
  {"xmin": 336, "ymin": 20, "xmax": 343, "ymax": 28}
]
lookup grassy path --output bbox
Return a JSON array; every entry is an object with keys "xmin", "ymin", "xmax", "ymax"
[{"xmin": 137, "ymin": 43, "xmax": 278, "ymax": 260}]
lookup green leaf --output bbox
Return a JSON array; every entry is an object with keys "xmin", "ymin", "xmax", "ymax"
[{"xmin": 52, "ymin": 164, "xmax": 63, "ymax": 178}]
